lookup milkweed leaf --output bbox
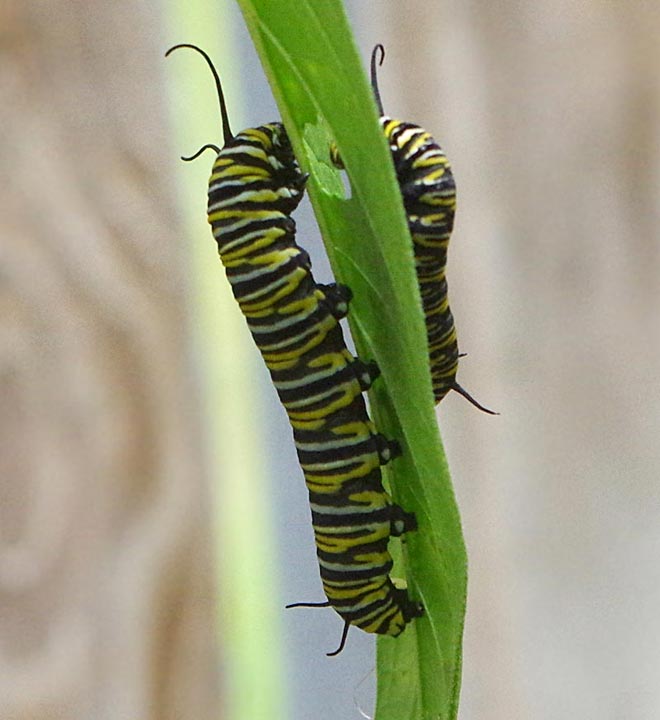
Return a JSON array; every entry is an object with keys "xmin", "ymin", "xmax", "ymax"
[{"xmin": 235, "ymin": 3, "xmax": 468, "ymax": 719}]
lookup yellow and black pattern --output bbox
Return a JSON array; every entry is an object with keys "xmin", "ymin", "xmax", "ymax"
[
  {"xmin": 368, "ymin": 45, "xmax": 496, "ymax": 413},
  {"xmin": 379, "ymin": 115, "xmax": 460, "ymax": 404},
  {"xmin": 167, "ymin": 44, "xmax": 422, "ymax": 655}
]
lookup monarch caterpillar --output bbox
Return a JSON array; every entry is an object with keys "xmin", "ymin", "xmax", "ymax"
[
  {"xmin": 333, "ymin": 46, "xmax": 496, "ymax": 414},
  {"xmin": 166, "ymin": 44, "xmax": 423, "ymax": 656}
]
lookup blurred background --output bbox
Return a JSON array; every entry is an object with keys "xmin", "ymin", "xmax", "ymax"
[{"xmin": 2, "ymin": 1, "xmax": 659, "ymax": 719}]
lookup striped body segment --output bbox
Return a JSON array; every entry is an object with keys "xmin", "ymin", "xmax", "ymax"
[
  {"xmin": 207, "ymin": 121, "xmax": 422, "ymax": 647},
  {"xmin": 380, "ymin": 117, "xmax": 459, "ymax": 403}
]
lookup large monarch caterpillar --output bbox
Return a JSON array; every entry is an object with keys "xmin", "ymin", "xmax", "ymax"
[
  {"xmin": 333, "ymin": 46, "xmax": 496, "ymax": 414},
  {"xmin": 166, "ymin": 44, "xmax": 423, "ymax": 655}
]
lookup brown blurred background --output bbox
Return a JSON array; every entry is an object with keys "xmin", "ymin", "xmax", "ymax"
[{"xmin": 2, "ymin": 1, "xmax": 659, "ymax": 719}]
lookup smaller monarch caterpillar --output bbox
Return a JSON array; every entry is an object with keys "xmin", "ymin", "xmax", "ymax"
[
  {"xmin": 166, "ymin": 44, "xmax": 423, "ymax": 656},
  {"xmin": 332, "ymin": 46, "xmax": 496, "ymax": 414}
]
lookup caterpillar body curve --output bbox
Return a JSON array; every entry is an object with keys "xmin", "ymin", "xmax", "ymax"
[
  {"xmin": 378, "ymin": 114, "xmax": 462, "ymax": 405},
  {"xmin": 331, "ymin": 44, "xmax": 496, "ymax": 413},
  {"xmin": 167, "ymin": 43, "xmax": 422, "ymax": 655}
]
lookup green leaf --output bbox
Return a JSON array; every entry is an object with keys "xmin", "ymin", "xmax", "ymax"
[{"xmin": 235, "ymin": 3, "xmax": 468, "ymax": 719}]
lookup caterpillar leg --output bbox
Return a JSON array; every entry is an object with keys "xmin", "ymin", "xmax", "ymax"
[
  {"xmin": 317, "ymin": 283, "xmax": 352, "ymax": 319},
  {"xmin": 352, "ymin": 359, "xmax": 380, "ymax": 391},
  {"xmin": 393, "ymin": 588, "xmax": 424, "ymax": 622},
  {"xmin": 389, "ymin": 505, "xmax": 417, "ymax": 537},
  {"xmin": 291, "ymin": 171, "xmax": 310, "ymax": 191},
  {"xmin": 373, "ymin": 433, "xmax": 401, "ymax": 465}
]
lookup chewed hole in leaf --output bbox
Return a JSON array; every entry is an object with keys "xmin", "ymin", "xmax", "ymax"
[{"xmin": 334, "ymin": 166, "xmax": 352, "ymax": 199}]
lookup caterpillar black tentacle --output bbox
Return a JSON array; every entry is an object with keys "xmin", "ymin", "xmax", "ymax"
[
  {"xmin": 285, "ymin": 600, "xmax": 331, "ymax": 609},
  {"xmin": 181, "ymin": 144, "xmax": 221, "ymax": 162},
  {"xmin": 328, "ymin": 622, "xmax": 351, "ymax": 657},
  {"xmin": 167, "ymin": 43, "xmax": 422, "ymax": 655},
  {"xmin": 450, "ymin": 381, "xmax": 498, "ymax": 415}
]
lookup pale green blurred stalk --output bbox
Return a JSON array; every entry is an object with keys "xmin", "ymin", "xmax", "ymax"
[{"xmin": 165, "ymin": 2, "xmax": 287, "ymax": 719}]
